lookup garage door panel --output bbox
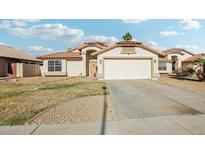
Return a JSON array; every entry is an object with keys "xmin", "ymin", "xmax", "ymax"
[{"xmin": 104, "ymin": 59, "xmax": 151, "ymax": 80}]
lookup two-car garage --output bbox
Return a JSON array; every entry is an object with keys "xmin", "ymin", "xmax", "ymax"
[
  {"xmin": 104, "ymin": 58, "xmax": 152, "ymax": 80},
  {"xmin": 91, "ymin": 40, "xmax": 165, "ymax": 80}
]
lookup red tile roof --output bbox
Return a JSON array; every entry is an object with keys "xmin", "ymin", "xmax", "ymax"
[
  {"xmin": 37, "ymin": 42, "xmax": 107, "ymax": 60},
  {"xmin": 67, "ymin": 42, "xmax": 107, "ymax": 52},
  {"xmin": 163, "ymin": 48, "xmax": 194, "ymax": 56},
  {"xmin": 183, "ymin": 53, "xmax": 205, "ymax": 62},
  {"xmin": 37, "ymin": 51, "xmax": 82, "ymax": 60},
  {"xmin": 92, "ymin": 40, "xmax": 165, "ymax": 57}
]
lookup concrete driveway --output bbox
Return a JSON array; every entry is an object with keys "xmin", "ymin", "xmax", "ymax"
[{"xmin": 106, "ymin": 80, "xmax": 205, "ymax": 119}]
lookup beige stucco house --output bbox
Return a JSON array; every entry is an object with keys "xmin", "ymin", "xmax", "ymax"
[
  {"xmin": 158, "ymin": 48, "xmax": 195, "ymax": 74},
  {"xmin": 0, "ymin": 45, "xmax": 42, "ymax": 78},
  {"xmin": 38, "ymin": 40, "xmax": 165, "ymax": 80},
  {"xmin": 182, "ymin": 53, "xmax": 205, "ymax": 68}
]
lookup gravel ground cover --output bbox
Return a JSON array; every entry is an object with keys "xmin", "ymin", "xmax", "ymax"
[
  {"xmin": 29, "ymin": 95, "xmax": 119, "ymax": 125},
  {"xmin": 159, "ymin": 74, "xmax": 205, "ymax": 94}
]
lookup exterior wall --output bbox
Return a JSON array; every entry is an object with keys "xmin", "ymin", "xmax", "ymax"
[
  {"xmin": 167, "ymin": 52, "xmax": 193, "ymax": 69},
  {"xmin": 15, "ymin": 63, "xmax": 41, "ymax": 77},
  {"xmin": 42, "ymin": 59, "xmax": 67, "ymax": 76},
  {"xmin": 81, "ymin": 54, "xmax": 86, "ymax": 76},
  {"xmin": 180, "ymin": 51, "xmax": 193, "ymax": 61},
  {"xmin": 22, "ymin": 63, "xmax": 40, "ymax": 77},
  {"xmin": 80, "ymin": 46, "xmax": 102, "ymax": 76},
  {"xmin": 1, "ymin": 59, "xmax": 41, "ymax": 78},
  {"xmin": 40, "ymin": 46, "xmax": 102, "ymax": 77},
  {"xmin": 97, "ymin": 47, "xmax": 159, "ymax": 79},
  {"xmin": 0, "ymin": 58, "xmax": 7, "ymax": 77},
  {"xmin": 182, "ymin": 61, "xmax": 192, "ymax": 68},
  {"xmin": 158, "ymin": 62, "xmax": 172, "ymax": 74},
  {"xmin": 81, "ymin": 47, "xmax": 101, "ymax": 54},
  {"xmin": 16, "ymin": 63, "xmax": 23, "ymax": 77},
  {"xmin": 67, "ymin": 61, "xmax": 83, "ymax": 76}
]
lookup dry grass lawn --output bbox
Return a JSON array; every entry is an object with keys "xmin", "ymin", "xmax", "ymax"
[
  {"xmin": 159, "ymin": 74, "xmax": 205, "ymax": 94},
  {"xmin": 0, "ymin": 77, "xmax": 108, "ymax": 125}
]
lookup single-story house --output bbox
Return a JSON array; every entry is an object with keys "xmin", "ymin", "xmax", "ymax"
[
  {"xmin": 182, "ymin": 53, "xmax": 205, "ymax": 68},
  {"xmin": 0, "ymin": 45, "xmax": 42, "ymax": 78},
  {"xmin": 158, "ymin": 48, "xmax": 195, "ymax": 74},
  {"xmin": 38, "ymin": 40, "xmax": 165, "ymax": 80}
]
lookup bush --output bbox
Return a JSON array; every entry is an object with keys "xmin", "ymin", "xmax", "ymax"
[
  {"xmin": 175, "ymin": 67, "xmax": 195, "ymax": 77},
  {"xmin": 196, "ymin": 69, "xmax": 205, "ymax": 81}
]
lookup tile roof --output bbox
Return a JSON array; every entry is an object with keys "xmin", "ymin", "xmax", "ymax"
[
  {"xmin": 37, "ymin": 51, "xmax": 82, "ymax": 60},
  {"xmin": 163, "ymin": 48, "xmax": 194, "ymax": 56},
  {"xmin": 0, "ymin": 45, "xmax": 42, "ymax": 62},
  {"xmin": 183, "ymin": 53, "xmax": 205, "ymax": 62},
  {"xmin": 67, "ymin": 42, "xmax": 107, "ymax": 52},
  {"xmin": 92, "ymin": 40, "xmax": 165, "ymax": 57},
  {"xmin": 37, "ymin": 42, "xmax": 106, "ymax": 60}
]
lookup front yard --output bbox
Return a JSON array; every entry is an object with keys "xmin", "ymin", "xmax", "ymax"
[
  {"xmin": 0, "ymin": 77, "xmax": 117, "ymax": 125},
  {"xmin": 159, "ymin": 74, "xmax": 205, "ymax": 94}
]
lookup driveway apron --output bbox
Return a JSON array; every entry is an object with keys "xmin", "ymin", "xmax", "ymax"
[{"xmin": 106, "ymin": 80, "xmax": 205, "ymax": 119}]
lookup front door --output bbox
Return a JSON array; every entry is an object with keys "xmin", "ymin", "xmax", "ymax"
[
  {"xmin": 89, "ymin": 60, "xmax": 97, "ymax": 78},
  {"xmin": 172, "ymin": 61, "xmax": 176, "ymax": 71},
  {"xmin": 86, "ymin": 50, "xmax": 96, "ymax": 76}
]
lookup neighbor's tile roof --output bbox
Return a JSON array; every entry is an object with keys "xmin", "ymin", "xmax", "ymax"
[
  {"xmin": 67, "ymin": 42, "xmax": 107, "ymax": 52},
  {"xmin": 37, "ymin": 51, "xmax": 82, "ymax": 60},
  {"xmin": 163, "ymin": 48, "xmax": 194, "ymax": 56},
  {"xmin": 183, "ymin": 53, "xmax": 205, "ymax": 62},
  {"xmin": 92, "ymin": 40, "xmax": 166, "ymax": 57},
  {"xmin": 0, "ymin": 45, "xmax": 42, "ymax": 62}
]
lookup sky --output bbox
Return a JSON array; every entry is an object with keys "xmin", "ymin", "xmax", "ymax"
[{"xmin": 0, "ymin": 19, "xmax": 205, "ymax": 56}]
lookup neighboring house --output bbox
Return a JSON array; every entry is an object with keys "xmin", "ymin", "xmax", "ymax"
[
  {"xmin": 0, "ymin": 45, "xmax": 42, "ymax": 78},
  {"xmin": 38, "ymin": 40, "xmax": 165, "ymax": 80},
  {"xmin": 182, "ymin": 53, "xmax": 205, "ymax": 68},
  {"xmin": 158, "ymin": 48, "xmax": 194, "ymax": 74}
]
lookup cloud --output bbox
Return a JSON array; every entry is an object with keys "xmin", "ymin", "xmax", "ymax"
[
  {"xmin": 83, "ymin": 35, "xmax": 118, "ymax": 45},
  {"xmin": 0, "ymin": 19, "xmax": 40, "ymax": 29},
  {"xmin": 176, "ymin": 44, "xmax": 204, "ymax": 53},
  {"xmin": 147, "ymin": 41, "xmax": 158, "ymax": 47},
  {"xmin": 1, "ymin": 21, "xmax": 118, "ymax": 46},
  {"xmin": 0, "ymin": 20, "xmax": 11, "ymax": 29},
  {"xmin": 122, "ymin": 19, "xmax": 147, "ymax": 24},
  {"xmin": 9, "ymin": 23, "xmax": 85, "ymax": 41},
  {"xmin": 176, "ymin": 44, "xmax": 200, "ymax": 50},
  {"xmin": 147, "ymin": 41, "xmax": 167, "ymax": 51},
  {"xmin": 159, "ymin": 31, "xmax": 181, "ymax": 37},
  {"xmin": 27, "ymin": 45, "xmax": 55, "ymax": 56},
  {"xmin": 28, "ymin": 45, "xmax": 54, "ymax": 52},
  {"xmin": 11, "ymin": 19, "xmax": 40, "ymax": 27},
  {"xmin": 0, "ymin": 42, "xmax": 7, "ymax": 45},
  {"xmin": 179, "ymin": 19, "xmax": 201, "ymax": 30}
]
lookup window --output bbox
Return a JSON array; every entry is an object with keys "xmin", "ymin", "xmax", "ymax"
[
  {"xmin": 48, "ymin": 60, "xmax": 62, "ymax": 72},
  {"xmin": 158, "ymin": 61, "xmax": 167, "ymax": 71}
]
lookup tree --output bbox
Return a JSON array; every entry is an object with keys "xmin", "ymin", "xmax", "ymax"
[
  {"xmin": 123, "ymin": 32, "xmax": 133, "ymax": 41},
  {"xmin": 193, "ymin": 58, "xmax": 205, "ymax": 81}
]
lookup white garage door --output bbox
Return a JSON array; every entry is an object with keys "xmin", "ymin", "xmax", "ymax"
[{"xmin": 104, "ymin": 59, "xmax": 152, "ymax": 80}]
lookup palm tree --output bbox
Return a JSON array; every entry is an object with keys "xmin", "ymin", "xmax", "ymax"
[
  {"xmin": 123, "ymin": 32, "xmax": 133, "ymax": 41},
  {"xmin": 193, "ymin": 58, "xmax": 205, "ymax": 81}
]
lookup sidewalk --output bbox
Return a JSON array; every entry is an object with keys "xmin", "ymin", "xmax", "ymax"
[{"xmin": 1, "ymin": 114, "xmax": 205, "ymax": 135}]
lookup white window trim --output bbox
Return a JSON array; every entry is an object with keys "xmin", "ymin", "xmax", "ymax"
[
  {"xmin": 158, "ymin": 61, "xmax": 167, "ymax": 71},
  {"xmin": 48, "ymin": 60, "xmax": 62, "ymax": 72}
]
